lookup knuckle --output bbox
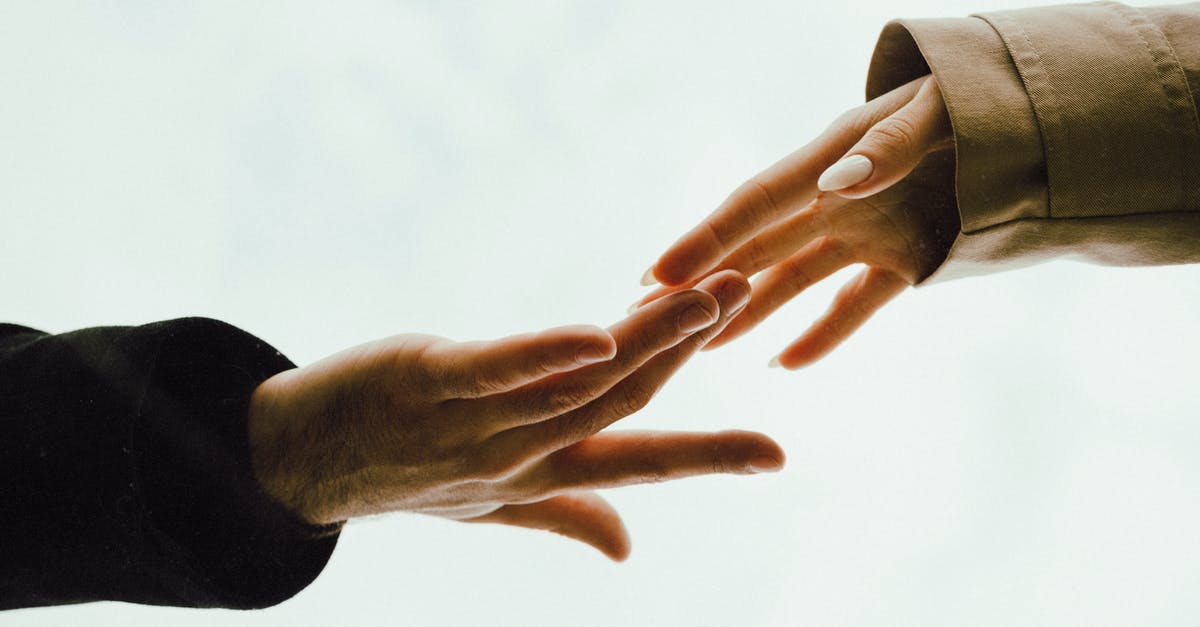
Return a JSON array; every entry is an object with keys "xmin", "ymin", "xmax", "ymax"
[
  {"xmin": 523, "ymin": 355, "xmax": 562, "ymax": 383},
  {"xmin": 732, "ymin": 237, "xmax": 770, "ymax": 274},
  {"xmin": 544, "ymin": 414, "xmax": 589, "ymax": 445},
  {"xmin": 507, "ymin": 475, "xmax": 548, "ymax": 503},
  {"xmin": 621, "ymin": 325, "xmax": 665, "ymax": 362},
  {"xmin": 535, "ymin": 383, "xmax": 596, "ymax": 416},
  {"xmin": 868, "ymin": 116, "xmax": 919, "ymax": 158},
  {"xmin": 722, "ymin": 178, "xmax": 776, "ymax": 228},
  {"xmin": 610, "ymin": 382, "xmax": 655, "ymax": 417},
  {"xmin": 703, "ymin": 220, "xmax": 733, "ymax": 257},
  {"xmin": 412, "ymin": 340, "xmax": 468, "ymax": 397},
  {"xmin": 746, "ymin": 176, "xmax": 780, "ymax": 215},
  {"xmin": 467, "ymin": 368, "xmax": 508, "ymax": 396},
  {"xmin": 711, "ymin": 456, "xmax": 733, "ymax": 475},
  {"xmin": 468, "ymin": 448, "xmax": 525, "ymax": 481},
  {"xmin": 528, "ymin": 412, "xmax": 596, "ymax": 451},
  {"xmin": 814, "ymin": 235, "xmax": 850, "ymax": 260}
]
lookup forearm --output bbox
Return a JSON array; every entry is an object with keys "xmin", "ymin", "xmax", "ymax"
[
  {"xmin": 867, "ymin": 1, "xmax": 1200, "ymax": 282},
  {"xmin": 0, "ymin": 318, "xmax": 338, "ymax": 609}
]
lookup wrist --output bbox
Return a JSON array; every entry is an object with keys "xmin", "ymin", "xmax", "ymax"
[{"xmin": 247, "ymin": 369, "xmax": 335, "ymax": 525}]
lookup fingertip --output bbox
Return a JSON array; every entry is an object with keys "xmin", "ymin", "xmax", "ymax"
[
  {"xmin": 700, "ymin": 270, "xmax": 750, "ymax": 315},
  {"xmin": 640, "ymin": 265, "xmax": 659, "ymax": 286},
  {"xmin": 548, "ymin": 325, "xmax": 615, "ymax": 365},
  {"xmin": 577, "ymin": 334, "xmax": 618, "ymax": 365},
  {"xmin": 655, "ymin": 249, "xmax": 706, "ymax": 287},
  {"xmin": 755, "ymin": 436, "xmax": 787, "ymax": 470},
  {"xmin": 591, "ymin": 328, "xmax": 619, "ymax": 356},
  {"xmin": 776, "ymin": 344, "xmax": 822, "ymax": 370},
  {"xmin": 715, "ymin": 429, "xmax": 786, "ymax": 473},
  {"xmin": 606, "ymin": 534, "xmax": 632, "ymax": 562},
  {"xmin": 817, "ymin": 154, "xmax": 873, "ymax": 193},
  {"xmin": 828, "ymin": 183, "xmax": 881, "ymax": 200}
]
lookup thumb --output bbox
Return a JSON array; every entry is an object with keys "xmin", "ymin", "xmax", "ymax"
[
  {"xmin": 467, "ymin": 492, "xmax": 631, "ymax": 561},
  {"xmin": 816, "ymin": 75, "xmax": 950, "ymax": 200}
]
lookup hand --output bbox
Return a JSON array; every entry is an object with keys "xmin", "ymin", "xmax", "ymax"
[
  {"xmin": 247, "ymin": 270, "xmax": 783, "ymax": 560},
  {"xmin": 637, "ymin": 75, "xmax": 959, "ymax": 369}
]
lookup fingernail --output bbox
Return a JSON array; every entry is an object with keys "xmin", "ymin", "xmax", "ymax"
[
  {"xmin": 817, "ymin": 154, "xmax": 873, "ymax": 192},
  {"xmin": 719, "ymin": 281, "xmax": 751, "ymax": 315},
  {"xmin": 576, "ymin": 344, "xmax": 613, "ymax": 365},
  {"xmin": 626, "ymin": 300, "xmax": 641, "ymax": 315},
  {"xmin": 746, "ymin": 456, "xmax": 783, "ymax": 473},
  {"xmin": 767, "ymin": 355, "xmax": 782, "ymax": 368},
  {"xmin": 678, "ymin": 304, "xmax": 718, "ymax": 334},
  {"xmin": 728, "ymin": 293, "xmax": 750, "ymax": 316},
  {"xmin": 640, "ymin": 266, "xmax": 658, "ymax": 286}
]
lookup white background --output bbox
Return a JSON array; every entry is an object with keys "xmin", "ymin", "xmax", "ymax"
[{"xmin": 3, "ymin": 1, "xmax": 1199, "ymax": 625}]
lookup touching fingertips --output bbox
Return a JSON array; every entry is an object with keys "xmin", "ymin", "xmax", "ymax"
[
  {"xmin": 716, "ymin": 279, "xmax": 751, "ymax": 314},
  {"xmin": 817, "ymin": 154, "xmax": 873, "ymax": 192},
  {"xmin": 677, "ymin": 303, "xmax": 719, "ymax": 334}
]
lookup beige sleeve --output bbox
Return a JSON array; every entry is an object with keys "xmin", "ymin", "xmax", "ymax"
[{"xmin": 868, "ymin": 1, "xmax": 1200, "ymax": 283}]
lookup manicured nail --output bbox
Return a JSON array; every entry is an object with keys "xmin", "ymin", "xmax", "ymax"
[
  {"xmin": 678, "ymin": 304, "xmax": 718, "ymax": 333},
  {"xmin": 767, "ymin": 355, "xmax": 782, "ymax": 368},
  {"xmin": 577, "ymin": 344, "xmax": 614, "ymax": 365},
  {"xmin": 746, "ymin": 456, "xmax": 783, "ymax": 473},
  {"xmin": 640, "ymin": 266, "xmax": 658, "ymax": 286},
  {"xmin": 817, "ymin": 154, "xmax": 873, "ymax": 192}
]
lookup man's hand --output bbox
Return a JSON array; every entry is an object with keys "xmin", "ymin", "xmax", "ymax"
[
  {"xmin": 637, "ymin": 75, "xmax": 958, "ymax": 369},
  {"xmin": 247, "ymin": 270, "xmax": 783, "ymax": 560}
]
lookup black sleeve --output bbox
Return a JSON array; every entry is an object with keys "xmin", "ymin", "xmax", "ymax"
[{"xmin": 0, "ymin": 317, "xmax": 340, "ymax": 610}]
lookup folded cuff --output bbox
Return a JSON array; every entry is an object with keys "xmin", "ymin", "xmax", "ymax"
[{"xmin": 868, "ymin": 2, "xmax": 1200, "ymax": 283}]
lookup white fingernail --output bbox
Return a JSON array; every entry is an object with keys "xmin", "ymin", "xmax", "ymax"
[
  {"xmin": 768, "ymin": 355, "xmax": 782, "ymax": 368},
  {"xmin": 626, "ymin": 300, "xmax": 641, "ymax": 315},
  {"xmin": 817, "ymin": 154, "xmax": 873, "ymax": 192},
  {"xmin": 640, "ymin": 266, "xmax": 658, "ymax": 286}
]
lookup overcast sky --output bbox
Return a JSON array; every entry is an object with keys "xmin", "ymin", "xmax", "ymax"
[{"xmin": 4, "ymin": 1, "xmax": 1200, "ymax": 625}]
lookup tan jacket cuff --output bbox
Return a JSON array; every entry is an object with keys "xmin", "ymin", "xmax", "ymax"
[{"xmin": 868, "ymin": 2, "xmax": 1200, "ymax": 283}]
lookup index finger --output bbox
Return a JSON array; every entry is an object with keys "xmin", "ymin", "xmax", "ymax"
[
  {"xmin": 645, "ymin": 77, "xmax": 928, "ymax": 287},
  {"xmin": 647, "ymin": 154, "xmax": 829, "ymax": 287},
  {"xmin": 424, "ymin": 325, "xmax": 617, "ymax": 399}
]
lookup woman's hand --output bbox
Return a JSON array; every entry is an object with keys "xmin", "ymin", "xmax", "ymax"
[
  {"xmin": 637, "ymin": 75, "xmax": 958, "ymax": 369},
  {"xmin": 247, "ymin": 270, "xmax": 782, "ymax": 560}
]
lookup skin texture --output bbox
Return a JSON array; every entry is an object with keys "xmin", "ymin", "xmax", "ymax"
[
  {"xmin": 247, "ymin": 270, "xmax": 784, "ymax": 560},
  {"xmin": 638, "ymin": 75, "xmax": 959, "ymax": 368}
]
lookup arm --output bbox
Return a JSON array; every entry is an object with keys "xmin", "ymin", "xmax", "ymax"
[
  {"xmin": 868, "ymin": 0, "xmax": 1200, "ymax": 280},
  {"xmin": 245, "ymin": 270, "xmax": 780, "ymax": 546},
  {"xmin": 2, "ymin": 270, "xmax": 782, "ymax": 609},
  {"xmin": 638, "ymin": 1, "xmax": 1200, "ymax": 368},
  {"xmin": 0, "ymin": 318, "xmax": 338, "ymax": 610}
]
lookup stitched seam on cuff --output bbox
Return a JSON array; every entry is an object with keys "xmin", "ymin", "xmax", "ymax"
[
  {"xmin": 1108, "ymin": 2, "xmax": 1200, "ymax": 214},
  {"xmin": 976, "ymin": 11, "xmax": 1062, "ymax": 220}
]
